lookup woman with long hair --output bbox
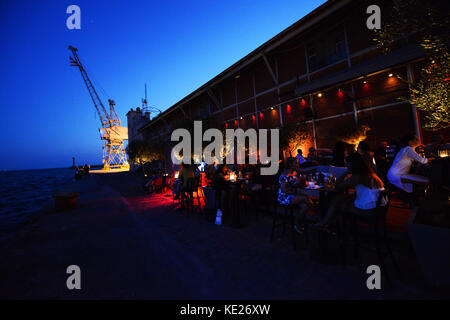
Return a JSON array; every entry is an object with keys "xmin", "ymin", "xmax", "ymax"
[{"xmin": 315, "ymin": 153, "xmax": 386, "ymax": 227}]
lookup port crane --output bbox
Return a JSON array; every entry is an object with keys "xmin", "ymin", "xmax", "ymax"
[{"xmin": 68, "ymin": 46, "xmax": 128, "ymax": 169}]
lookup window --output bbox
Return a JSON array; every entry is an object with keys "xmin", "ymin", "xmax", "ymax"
[{"xmin": 307, "ymin": 26, "xmax": 348, "ymax": 72}]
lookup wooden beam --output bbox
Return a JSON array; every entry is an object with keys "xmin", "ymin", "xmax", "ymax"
[
  {"xmin": 263, "ymin": 54, "xmax": 278, "ymax": 86},
  {"xmin": 207, "ymin": 89, "xmax": 221, "ymax": 110}
]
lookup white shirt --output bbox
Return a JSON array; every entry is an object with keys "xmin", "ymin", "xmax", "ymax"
[
  {"xmin": 354, "ymin": 183, "xmax": 386, "ymax": 210},
  {"xmin": 387, "ymin": 146, "xmax": 427, "ymax": 193}
]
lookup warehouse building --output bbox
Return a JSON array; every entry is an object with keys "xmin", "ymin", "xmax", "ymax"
[{"xmin": 132, "ymin": 0, "xmax": 445, "ymax": 160}]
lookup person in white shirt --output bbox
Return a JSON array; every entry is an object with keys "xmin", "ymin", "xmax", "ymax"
[
  {"xmin": 296, "ymin": 149, "xmax": 306, "ymax": 165},
  {"xmin": 387, "ymin": 134, "xmax": 428, "ymax": 193},
  {"xmin": 315, "ymin": 153, "xmax": 386, "ymax": 227}
]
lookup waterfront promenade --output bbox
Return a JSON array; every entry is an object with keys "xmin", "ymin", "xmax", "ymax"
[{"xmin": 0, "ymin": 172, "xmax": 446, "ymax": 299}]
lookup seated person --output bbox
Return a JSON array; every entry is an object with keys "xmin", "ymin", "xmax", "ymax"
[
  {"xmin": 332, "ymin": 141, "xmax": 350, "ymax": 167},
  {"xmin": 358, "ymin": 140, "xmax": 376, "ymax": 171},
  {"xmin": 172, "ymin": 163, "xmax": 194, "ymax": 195},
  {"xmin": 387, "ymin": 134, "xmax": 429, "ymax": 193},
  {"xmin": 180, "ymin": 163, "xmax": 195, "ymax": 190},
  {"xmin": 296, "ymin": 149, "xmax": 306, "ymax": 165},
  {"xmin": 307, "ymin": 147, "xmax": 319, "ymax": 164},
  {"xmin": 278, "ymin": 167, "xmax": 314, "ymax": 233},
  {"xmin": 315, "ymin": 153, "xmax": 386, "ymax": 227}
]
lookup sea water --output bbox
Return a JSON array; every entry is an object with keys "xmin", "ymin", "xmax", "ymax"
[{"xmin": 0, "ymin": 168, "xmax": 74, "ymax": 242}]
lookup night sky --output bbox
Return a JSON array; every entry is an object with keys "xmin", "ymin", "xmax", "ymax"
[{"xmin": 0, "ymin": 0, "xmax": 326, "ymax": 170}]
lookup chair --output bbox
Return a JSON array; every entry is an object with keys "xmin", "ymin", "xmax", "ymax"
[
  {"xmin": 182, "ymin": 177, "xmax": 203, "ymax": 215},
  {"xmin": 269, "ymin": 190, "xmax": 308, "ymax": 251},
  {"xmin": 347, "ymin": 189, "xmax": 400, "ymax": 286}
]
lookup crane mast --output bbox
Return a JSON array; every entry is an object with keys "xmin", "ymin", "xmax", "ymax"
[{"xmin": 68, "ymin": 45, "xmax": 128, "ymax": 169}]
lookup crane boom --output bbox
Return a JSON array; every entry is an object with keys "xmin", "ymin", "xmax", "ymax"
[
  {"xmin": 68, "ymin": 45, "xmax": 110, "ymax": 127},
  {"xmin": 68, "ymin": 45, "xmax": 128, "ymax": 169}
]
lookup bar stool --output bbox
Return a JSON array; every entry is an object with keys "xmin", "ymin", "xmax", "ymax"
[{"xmin": 347, "ymin": 189, "xmax": 400, "ymax": 286}]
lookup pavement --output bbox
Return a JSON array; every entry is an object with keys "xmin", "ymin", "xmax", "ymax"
[{"xmin": 0, "ymin": 173, "xmax": 448, "ymax": 299}]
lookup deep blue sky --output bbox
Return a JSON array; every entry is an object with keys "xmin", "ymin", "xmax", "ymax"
[{"xmin": 0, "ymin": 0, "xmax": 326, "ymax": 170}]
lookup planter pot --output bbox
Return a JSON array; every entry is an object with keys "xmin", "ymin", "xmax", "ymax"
[
  {"xmin": 406, "ymin": 208, "xmax": 450, "ymax": 288},
  {"xmin": 53, "ymin": 192, "xmax": 80, "ymax": 211}
]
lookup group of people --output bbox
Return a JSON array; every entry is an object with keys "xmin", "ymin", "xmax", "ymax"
[
  {"xmin": 74, "ymin": 164, "xmax": 90, "ymax": 180},
  {"xmin": 279, "ymin": 133, "xmax": 440, "ymax": 230},
  {"xmin": 162, "ymin": 132, "xmax": 445, "ymax": 229}
]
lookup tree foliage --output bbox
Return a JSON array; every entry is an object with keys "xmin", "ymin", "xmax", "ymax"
[
  {"xmin": 373, "ymin": 0, "xmax": 450, "ymax": 130},
  {"xmin": 126, "ymin": 139, "xmax": 164, "ymax": 165},
  {"xmin": 279, "ymin": 122, "xmax": 311, "ymax": 156}
]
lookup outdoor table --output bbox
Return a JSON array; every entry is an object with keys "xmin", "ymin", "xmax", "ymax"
[
  {"xmin": 226, "ymin": 178, "xmax": 249, "ymax": 228},
  {"xmin": 293, "ymin": 184, "xmax": 342, "ymax": 218}
]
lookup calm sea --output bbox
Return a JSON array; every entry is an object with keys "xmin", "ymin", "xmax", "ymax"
[{"xmin": 0, "ymin": 168, "xmax": 74, "ymax": 242}]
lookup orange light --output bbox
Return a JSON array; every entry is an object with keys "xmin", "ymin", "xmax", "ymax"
[
  {"xmin": 363, "ymin": 80, "xmax": 367, "ymax": 84},
  {"xmin": 317, "ymin": 93, "xmax": 322, "ymax": 98}
]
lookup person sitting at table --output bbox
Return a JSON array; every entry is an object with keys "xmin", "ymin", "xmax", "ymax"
[
  {"xmin": 296, "ymin": 149, "xmax": 306, "ymax": 166},
  {"xmin": 358, "ymin": 140, "xmax": 376, "ymax": 171},
  {"xmin": 172, "ymin": 163, "xmax": 195, "ymax": 205},
  {"xmin": 307, "ymin": 147, "xmax": 319, "ymax": 164},
  {"xmin": 315, "ymin": 153, "xmax": 386, "ymax": 227},
  {"xmin": 278, "ymin": 167, "xmax": 314, "ymax": 233},
  {"xmin": 332, "ymin": 141, "xmax": 350, "ymax": 167},
  {"xmin": 387, "ymin": 134, "xmax": 429, "ymax": 193}
]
